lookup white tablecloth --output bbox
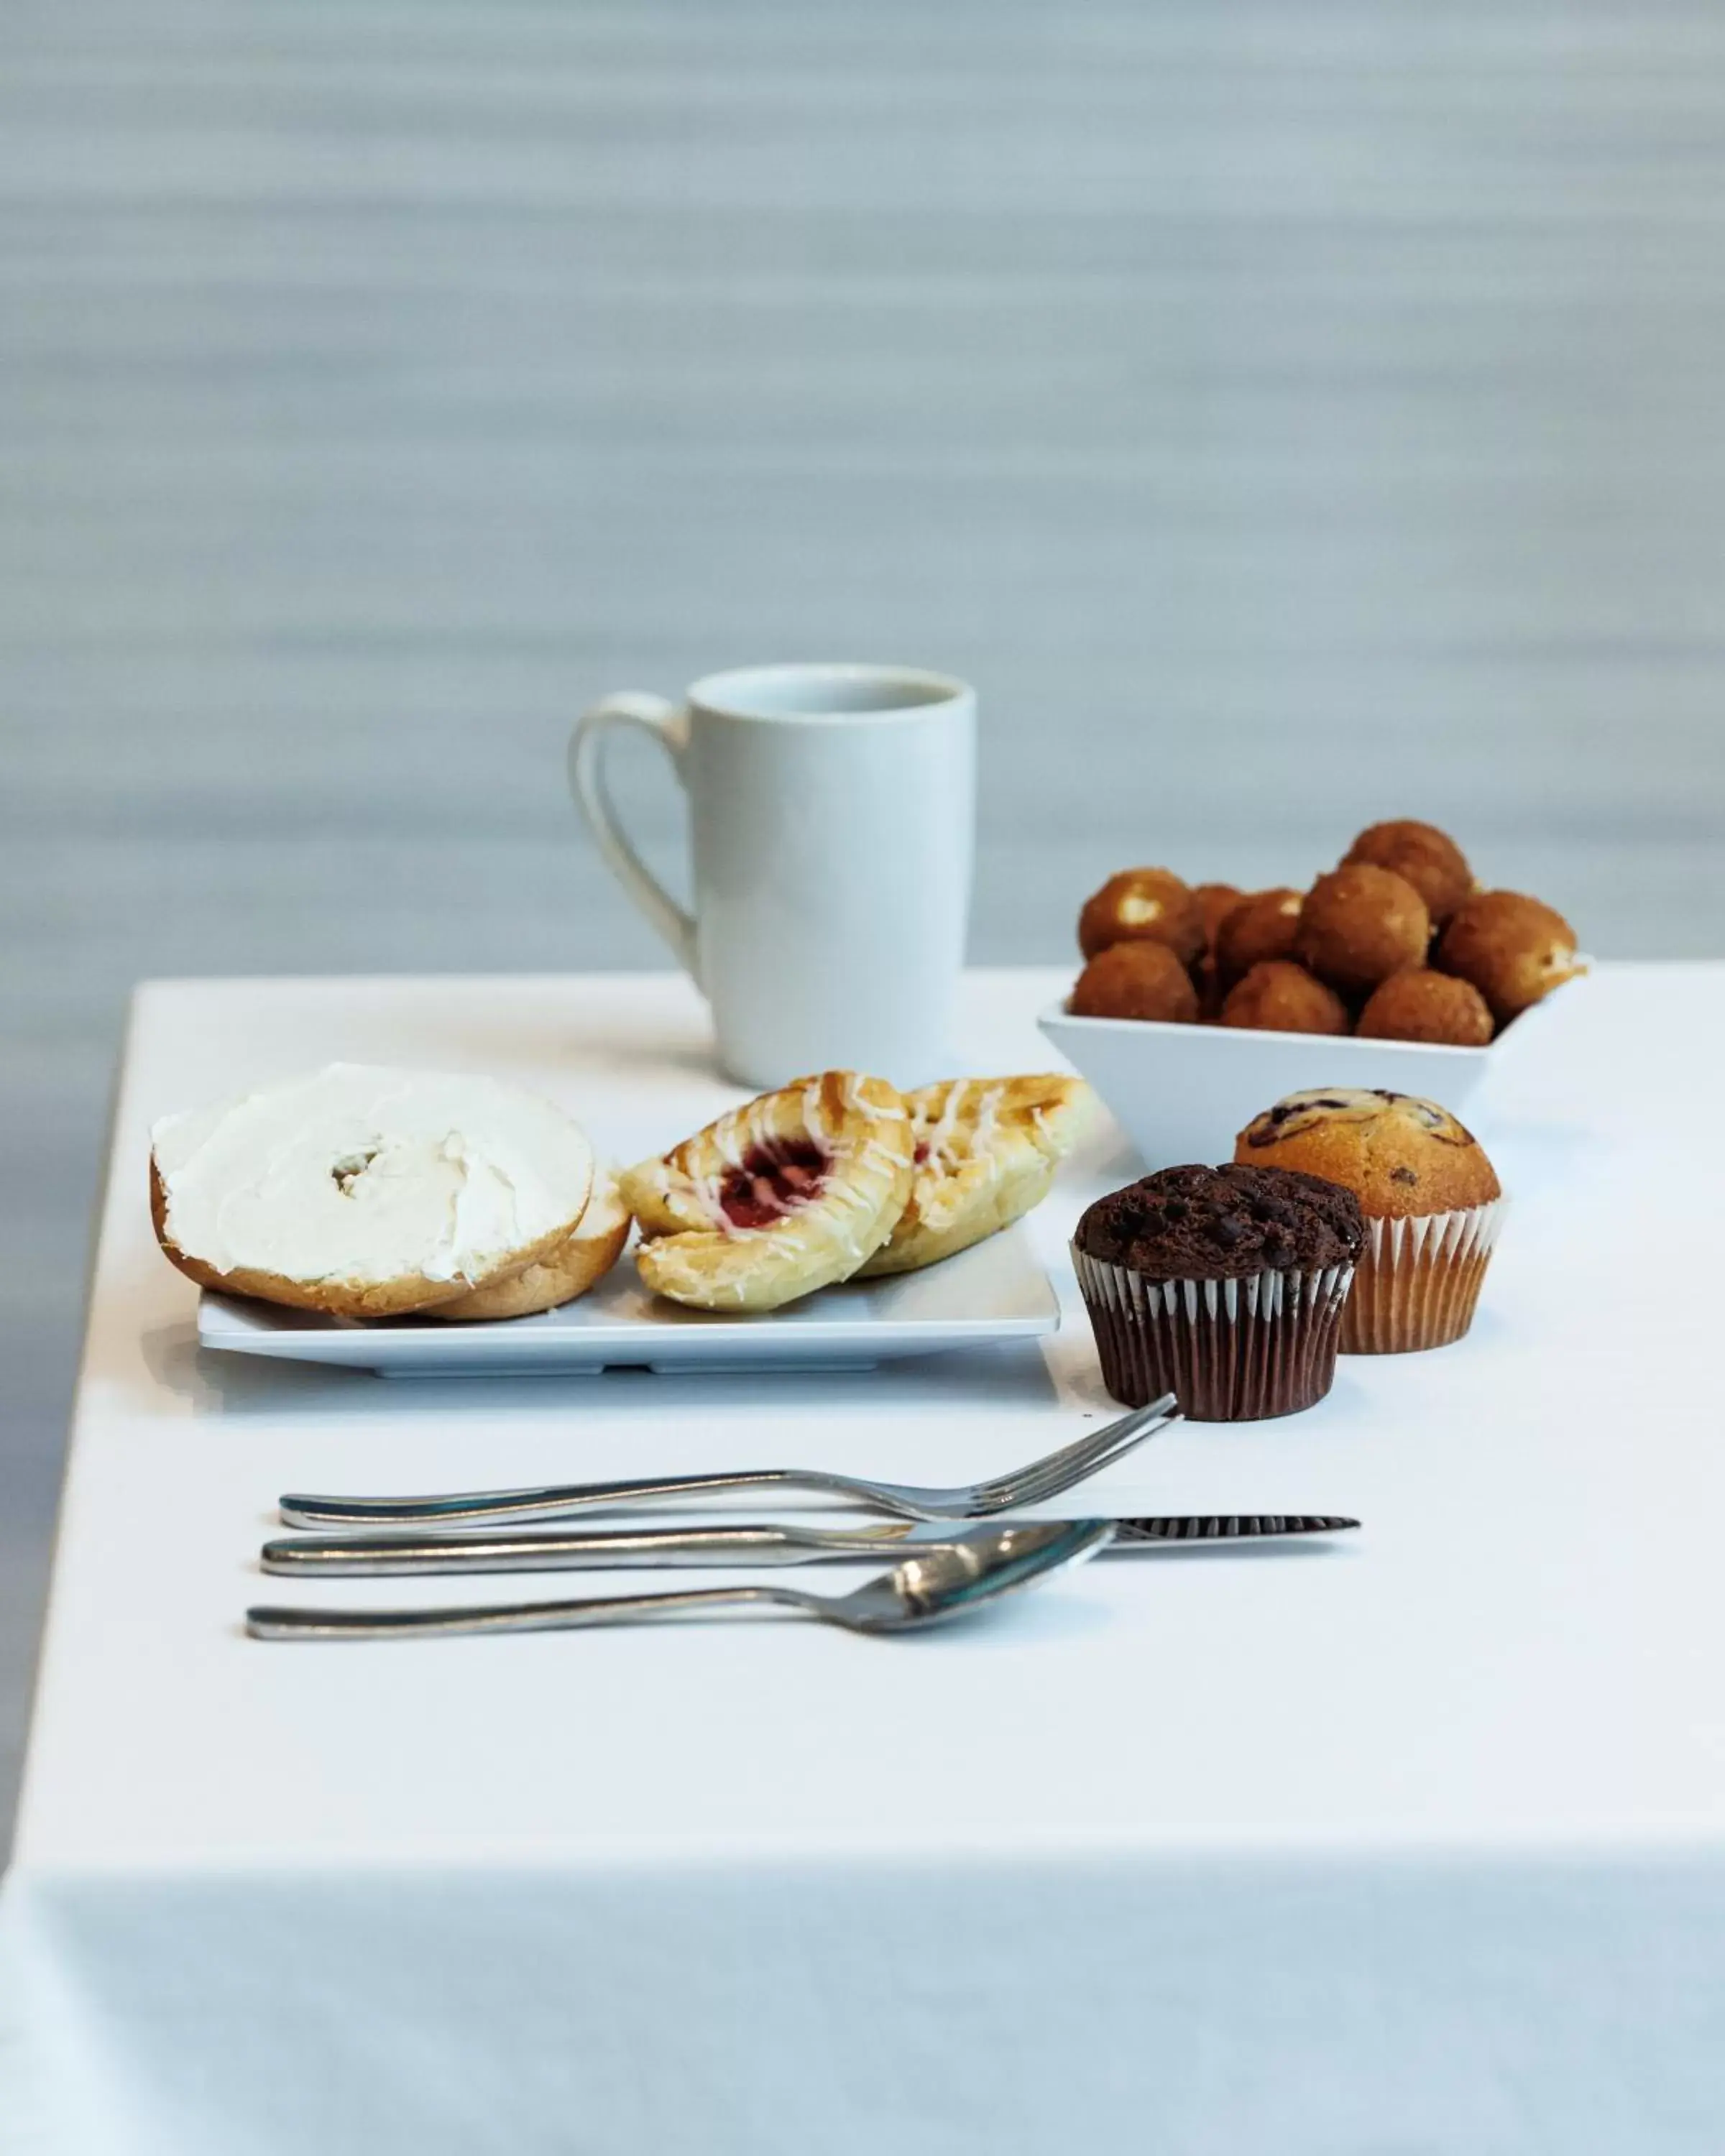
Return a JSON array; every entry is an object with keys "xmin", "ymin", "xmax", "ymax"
[{"xmin": 4, "ymin": 966, "xmax": 1724, "ymax": 2155}]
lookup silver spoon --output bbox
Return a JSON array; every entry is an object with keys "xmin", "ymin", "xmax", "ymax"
[
  {"xmin": 277, "ymin": 1396, "xmax": 1178, "ymax": 1531},
  {"xmin": 247, "ymin": 1517, "xmax": 1116, "ymax": 1641}
]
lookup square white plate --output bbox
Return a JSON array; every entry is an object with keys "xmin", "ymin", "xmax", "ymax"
[{"xmin": 196, "ymin": 1225, "xmax": 1059, "ymax": 1377}]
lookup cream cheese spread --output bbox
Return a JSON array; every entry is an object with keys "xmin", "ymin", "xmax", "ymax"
[{"xmin": 151, "ymin": 1064, "xmax": 594, "ymax": 1289}]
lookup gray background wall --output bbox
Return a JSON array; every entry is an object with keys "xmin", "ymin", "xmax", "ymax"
[{"xmin": 5, "ymin": 0, "xmax": 1725, "ymax": 1841}]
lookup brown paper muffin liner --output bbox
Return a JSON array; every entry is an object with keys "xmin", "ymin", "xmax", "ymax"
[
  {"xmin": 1072, "ymin": 1250, "xmax": 1354, "ymax": 1422},
  {"xmin": 1340, "ymin": 1198, "xmax": 1506, "ymax": 1355}
]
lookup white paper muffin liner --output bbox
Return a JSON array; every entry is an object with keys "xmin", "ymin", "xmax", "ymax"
[
  {"xmin": 1340, "ymin": 1197, "xmax": 1506, "ymax": 1354},
  {"xmin": 1072, "ymin": 1249, "xmax": 1354, "ymax": 1422}
]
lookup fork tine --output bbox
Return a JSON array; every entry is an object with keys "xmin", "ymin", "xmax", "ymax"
[
  {"xmin": 968, "ymin": 1399, "xmax": 1169, "ymax": 1501},
  {"xmin": 963, "ymin": 1425, "xmax": 1131, "ymax": 1506},
  {"xmin": 996, "ymin": 1409, "xmax": 1182, "ymax": 1509},
  {"xmin": 987, "ymin": 1399, "xmax": 1179, "ymax": 1501},
  {"xmin": 969, "ymin": 1395, "xmax": 1177, "ymax": 1505}
]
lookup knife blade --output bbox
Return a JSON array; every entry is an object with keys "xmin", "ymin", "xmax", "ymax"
[
  {"xmin": 259, "ymin": 1514, "xmax": 1358, "ymax": 1577},
  {"xmin": 1113, "ymin": 1513, "xmax": 1358, "ymax": 1544}
]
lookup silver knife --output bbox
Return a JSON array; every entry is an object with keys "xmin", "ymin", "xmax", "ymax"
[{"xmin": 260, "ymin": 1514, "xmax": 1358, "ymax": 1577}]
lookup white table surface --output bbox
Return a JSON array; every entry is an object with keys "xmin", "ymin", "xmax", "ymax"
[{"xmin": 4, "ymin": 964, "xmax": 1724, "ymax": 2155}]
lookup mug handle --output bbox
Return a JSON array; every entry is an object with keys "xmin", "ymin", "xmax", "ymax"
[{"xmin": 569, "ymin": 692, "xmax": 699, "ymax": 981}]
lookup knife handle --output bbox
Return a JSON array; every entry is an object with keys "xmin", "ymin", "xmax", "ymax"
[
  {"xmin": 258, "ymin": 1524, "xmax": 850, "ymax": 1577},
  {"xmin": 260, "ymin": 1514, "xmax": 1361, "ymax": 1577}
]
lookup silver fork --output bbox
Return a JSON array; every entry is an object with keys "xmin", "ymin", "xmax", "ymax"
[{"xmin": 278, "ymin": 1395, "xmax": 1179, "ymax": 1531}]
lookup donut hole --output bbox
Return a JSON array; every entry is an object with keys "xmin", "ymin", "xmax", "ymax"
[{"xmin": 719, "ymin": 1141, "xmax": 829, "ymax": 1230}]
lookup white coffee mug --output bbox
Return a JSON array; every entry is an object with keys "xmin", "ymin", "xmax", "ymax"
[{"xmin": 570, "ymin": 662, "xmax": 975, "ymax": 1086}]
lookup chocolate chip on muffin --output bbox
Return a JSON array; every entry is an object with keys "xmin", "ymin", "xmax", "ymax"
[{"xmin": 1077, "ymin": 1163, "xmax": 1363, "ymax": 1279}]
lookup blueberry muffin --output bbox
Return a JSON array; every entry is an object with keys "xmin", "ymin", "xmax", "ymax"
[{"xmin": 1236, "ymin": 1088, "xmax": 1504, "ymax": 1353}]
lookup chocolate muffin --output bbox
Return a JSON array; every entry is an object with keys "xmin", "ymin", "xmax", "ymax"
[
  {"xmin": 1235, "ymin": 1089, "xmax": 1504, "ymax": 1353},
  {"xmin": 1072, "ymin": 1164, "xmax": 1362, "ymax": 1420},
  {"xmin": 1070, "ymin": 940, "xmax": 1200, "ymax": 1025}
]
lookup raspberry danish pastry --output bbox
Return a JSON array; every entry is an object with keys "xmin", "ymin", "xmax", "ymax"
[
  {"xmin": 857, "ymin": 1074, "xmax": 1092, "ymax": 1277},
  {"xmin": 620, "ymin": 1072, "xmax": 914, "ymax": 1312}
]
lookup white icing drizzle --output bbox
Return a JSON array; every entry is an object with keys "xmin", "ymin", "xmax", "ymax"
[
  {"xmin": 918, "ymin": 1082, "xmax": 968, "ymax": 1173},
  {"xmin": 640, "ymin": 1072, "xmax": 909, "ymax": 1241},
  {"xmin": 968, "ymin": 1082, "xmax": 1005, "ymax": 1165},
  {"xmin": 627, "ymin": 1071, "xmax": 914, "ymax": 1303}
]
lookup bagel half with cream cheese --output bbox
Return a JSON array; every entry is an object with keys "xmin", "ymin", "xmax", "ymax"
[
  {"xmin": 150, "ymin": 1063, "xmax": 595, "ymax": 1319},
  {"xmin": 431, "ymin": 1169, "xmax": 631, "ymax": 1322}
]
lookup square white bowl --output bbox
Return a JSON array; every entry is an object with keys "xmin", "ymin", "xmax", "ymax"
[{"xmin": 1038, "ymin": 987, "xmax": 1572, "ymax": 1171}]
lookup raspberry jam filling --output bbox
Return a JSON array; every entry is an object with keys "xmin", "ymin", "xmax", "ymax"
[{"xmin": 718, "ymin": 1142, "xmax": 829, "ymax": 1230}]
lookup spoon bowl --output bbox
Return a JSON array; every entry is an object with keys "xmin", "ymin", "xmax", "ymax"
[{"xmin": 817, "ymin": 1518, "xmax": 1118, "ymax": 1633}]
